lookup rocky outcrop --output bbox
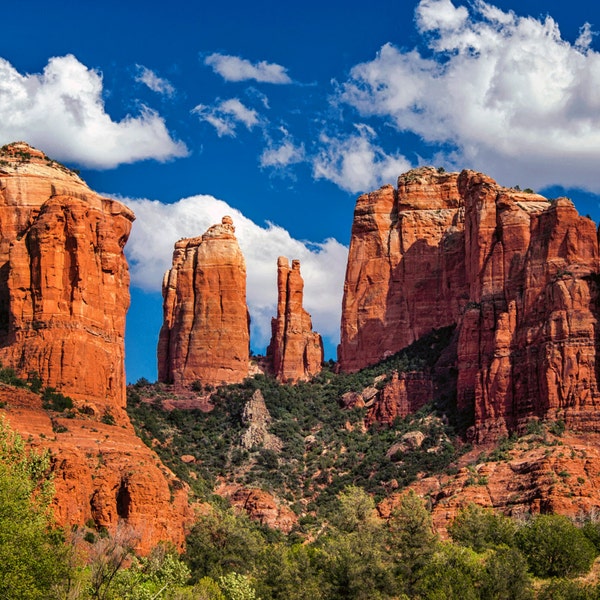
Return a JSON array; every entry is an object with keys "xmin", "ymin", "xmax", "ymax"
[
  {"xmin": 0, "ymin": 142, "xmax": 193, "ymax": 553},
  {"xmin": 339, "ymin": 169, "xmax": 467, "ymax": 373},
  {"xmin": 267, "ymin": 257, "xmax": 323, "ymax": 382},
  {"xmin": 380, "ymin": 431, "xmax": 600, "ymax": 538},
  {"xmin": 240, "ymin": 389, "xmax": 282, "ymax": 451},
  {"xmin": 0, "ymin": 142, "xmax": 134, "ymax": 421},
  {"xmin": 158, "ymin": 216, "xmax": 250, "ymax": 386},
  {"xmin": 365, "ymin": 372, "xmax": 434, "ymax": 428},
  {"xmin": 340, "ymin": 167, "xmax": 600, "ymax": 440},
  {"xmin": 214, "ymin": 482, "xmax": 298, "ymax": 533},
  {"xmin": 0, "ymin": 385, "xmax": 192, "ymax": 554}
]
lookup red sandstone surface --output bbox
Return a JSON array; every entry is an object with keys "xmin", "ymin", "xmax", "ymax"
[
  {"xmin": 0, "ymin": 142, "xmax": 134, "ymax": 420},
  {"xmin": 339, "ymin": 167, "xmax": 600, "ymax": 439},
  {"xmin": 381, "ymin": 430, "xmax": 600, "ymax": 538},
  {"xmin": 0, "ymin": 143, "xmax": 193, "ymax": 553},
  {"xmin": 267, "ymin": 257, "xmax": 323, "ymax": 382},
  {"xmin": 0, "ymin": 385, "xmax": 192, "ymax": 554},
  {"xmin": 158, "ymin": 216, "xmax": 250, "ymax": 387}
]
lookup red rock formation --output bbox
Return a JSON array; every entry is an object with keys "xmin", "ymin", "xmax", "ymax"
[
  {"xmin": 0, "ymin": 142, "xmax": 193, "ymax": 553},
  {"xmin": 365, "ymin": 371, "xmax": 434, "ymax": 428},
  {"xmin": 0, "ymin": 385, "xmax": 192, "ymax": 554},
  {"xmin": 340, "ymin": 167, "xmax": 600, "ymax": 440},
  {"xmin": 214, "ymin": 482, "xmax": 298, "ymax": 533},
  {"xmin": 380, "ymin": 431, "xmax": 600, "ymax": 538},
  {"xmin": 267, "ymin": 257, "xmax": 323, "ymax": 381},
  {"xmin": 0, "ymin": 142, "xmax": 134, "ymax": 421},
  {"xmin": 338, "ymin": 169, "xmax": 468, "ymax": 372},
  {"xmin": 158, "ymin": 216, "xmax": 250, "ymax": 386},
  {"xmin": 457, "ymin": 171, "xmax": 600, "ymax": 440}
]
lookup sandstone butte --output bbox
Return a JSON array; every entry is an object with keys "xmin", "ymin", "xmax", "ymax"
[
  {"xmin": 267, "ymin": 257, "xmax": 323, "ymax": 382},
  {"xmin": 0, "ymin": 142, "xmax": 192, "ymax": 553},
  {"xmin": 158, "ymin": 216, "xmax": 250, "ymax": 386},
  {"xmin": 339, "ymin": 166, "xmax": 600, "ymax": 441}
]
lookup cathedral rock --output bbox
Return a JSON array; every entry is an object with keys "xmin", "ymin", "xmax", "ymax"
[
  {"xmin": 267, "ymin": 257, "xmax": 323, "ymax": 382},
  {"xmin": 158, "ymin": 216, "xmax": 250, "ymax": 386},
  {"xmin": 339, "ymin": 166, "xmax": 600, "ymax": 441}
]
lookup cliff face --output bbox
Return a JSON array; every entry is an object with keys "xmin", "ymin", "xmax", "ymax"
[
  {"xmin": 0, "ymin": 142, "xmax": 192, "ymax": 553},
  {"xmin": 457, "ymin": 171, "xmax": 600, "ymax": 440},
  {"xmin": 267, "ymin": 257, "xmax": 323, "ymax": 382},
  {"xmin": 339, "ymin": 169, "xmax": 467, "ymax": 372},
  {"xmin": 158, "ymin": 216, "xmax": 250, "ymax": 386},
  {"xmin": 340, "ymin": 167, "xmax": 600, "ymax": 440},
  {"xmin": 0, "ymin": 142, "xmax": 134, "ymax": 419},
  {"xmin": 1, "ymin": 385, "xmax": 191, "ymax": 555}
]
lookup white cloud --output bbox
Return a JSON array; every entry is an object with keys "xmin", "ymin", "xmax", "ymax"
[
  {"xmin": 312, "ymin": 124, "xmax": 412, "ymax": 193},
  {"xmin": 204, "ymin": 52, "xmax": 292, "ymax": 84},
  {"xmin": 135, "ymin": 65, "xmax": 175, "ymax": 96},
  {"xmin": 0, "ymin": 54, "xmax": 188, "ymax": 168},
  {"xmin": 192, "ymin": 98, "xmax": 260, "ymax": 137},
  {"xmin": 260, "ymin": 128, "xmax": 305, "ymax": 168},
  {"xmin": 340, "ymin": 0, "xmax": 600, "ymax": 192},
  {"xmin": 121, "ymin": 194, "xmax": 348, "ymax": 348}
]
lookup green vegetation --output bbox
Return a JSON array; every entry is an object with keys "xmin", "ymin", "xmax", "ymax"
[
  {"xmin": 127, "ymin": 327, "xmax": 462, "ymax": 518},
  {"xmin": 0, "ymin": 418, "xmax": 70, "ymax": 599}
]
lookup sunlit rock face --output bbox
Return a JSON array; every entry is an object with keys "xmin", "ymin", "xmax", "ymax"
[
  {"xmin": 267, "ymin": 256, "xmax": 323, "ymax": 382},
  {"xmin": 0, "ymin": 142, "xmax": 134, "ymax": 420},
  {"xmin": 340, "ymin": 167, "xmax": 600, "ymax": 440},
  {"xmin": 158, "ymin": 216, "xmax": 250, "ymax": 386},
  {"xmin": 0, "ymin": 142, "xmax": 193, "ymax": 554}
]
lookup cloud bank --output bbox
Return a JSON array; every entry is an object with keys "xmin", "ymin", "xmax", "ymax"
[
  {"xmin": 204, "ymin": 53, "xmax": 292, "ymax": 84},
  {"xmin": 122, "ymin": 194, "xmax": 348, "ymax": 349},
  {"xmin": 0, "ymin": 54, "xmax": 187, "ymax": 168},
  {"xmin": 339, "ymin": 0, "xmax": 600, "ymax": 192}
]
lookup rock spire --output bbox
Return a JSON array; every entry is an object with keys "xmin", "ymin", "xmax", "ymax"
[
  {"xmin": 267, "ymin": 257, "xmax": 323, "ymax": 382},
  {"xmin": 158, "ymin": 216, "xmax": 250, "ymax": 386}
]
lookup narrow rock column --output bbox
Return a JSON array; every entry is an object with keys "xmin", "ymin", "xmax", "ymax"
[{"xmin": 267, "ymin": 257, "xmax": 323, "ymax": 381}]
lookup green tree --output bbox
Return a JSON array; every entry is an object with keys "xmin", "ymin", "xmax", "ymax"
[
  {"xmin": 387, "ymin": 490, "xmax": 437, "ymax": 591},
  {"xmin": 413, "ymin": 543, "xmax": 481, "ymax": 600},
  {"xmin": 537, "ymin": 579, "xmax": 600, "ymax": 600},
  {"xmin": 480, "ymin": 546, "xmax": 533, "ymax": 600},
  {"xmin": 320, "ymin": 486, "xmax": 397, "ymax": 599},
  {"xmin": 0, "ymin": 418, "xmax": 71, "ymax": 599},
  {"xmin": 185, "ymin": 506, "xmax": 266, "ymax": 581},
  {"xmin": 516, "ymin": 514, "xmax": 597, "ymax": 578},
  {"xmin": 449, "ymin": 503, "xmax": 517, "ymax": 552},
  {"xmin": 255, "ymin": 543, "xmax": 329, "ymax": 600}
]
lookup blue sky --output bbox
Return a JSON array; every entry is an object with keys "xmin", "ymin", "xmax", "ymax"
[{"xmin": 2, "ymin": 0, "xmax": 600, "ymax": 382}]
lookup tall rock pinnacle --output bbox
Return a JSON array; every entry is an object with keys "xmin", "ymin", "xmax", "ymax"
[
  {"xmin": 158, "ymin": 216, "xmax": 250, "ymax": 386},
  {"xmin": 267, "ymin": 257, "xmax": 323, "ymax": 382}
]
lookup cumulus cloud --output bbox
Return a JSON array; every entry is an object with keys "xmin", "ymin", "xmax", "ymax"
[
  {"xmin": 135, "ymin": 65, "xmax": 175, "ymax": 96},
  {"xmin": 192, "ymin": 98, "xmax": 260, "ymax": 137},
  {"xmin": 312, "ymin": 124, "xmax": 411, "ymax": 193},
  {"xmin": 340, "ymin": 0, "xmax": 600, "ymax": 192},
  {"xmin": 0, "ymin": 54, "xmax": 188, "ymax": 168},
  {"xmin": 121, "ymin": 194, "xmax": 348, "ymax": 348},
  {"xmin": 204, "ymin": 52, "xmax": 292, "ymax": 84}
]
